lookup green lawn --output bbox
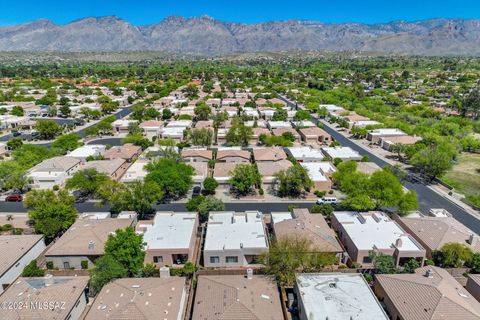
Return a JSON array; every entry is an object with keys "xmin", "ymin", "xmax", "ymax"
[{"xmin": 441, "ymin": 153, "xmax": 480, "ymax": 206}]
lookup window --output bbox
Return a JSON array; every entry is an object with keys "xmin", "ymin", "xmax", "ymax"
[
  {"xmin": 226, "ymin": 256, "xmax": 238, "ymax": 263},
  {"xmin": 63, "ymin": 262, "xmax": 70, "ymax": 269},
  {"xmin": 362, "ymin": 256, "xmax": 372, "ymax": 264},
  {"xmin": 153, "ymin": 256, "xmax": 163, "ymax": 263},
  {"xmin": 210, "ymin": 256, "xmax": 220, "ymax": 264}
]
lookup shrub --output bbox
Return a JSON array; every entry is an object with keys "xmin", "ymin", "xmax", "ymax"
[
  {"xmin": 52, "ymin": 185, "xmax": 59, "ymax": 191},
  {"xmin": 81, "ymin": 260, "xmax": 89, "ymax": 270},
  {"xmin": 310, "ymin": 204, "xmax": 334, "ymax": 218},
  {"xmin": 22, "ymin": 260, "xmax": 45, "ymax": 277},
  {"xmin": 46, "ymin": 261, "xmax": 54, "ymax": 270},
  {"xmin": 314, "ymin": 190, "xmax": 326, "ymax": 198},
  {"xmin": 288, "ymin": 205, "xmax": 299, "ymax": 212},
  {"xmin": 259, "ymin": 188, "xmax": 264, "ymax": 195}
]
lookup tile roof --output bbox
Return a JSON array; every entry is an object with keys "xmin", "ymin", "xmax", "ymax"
[
  {"xmin": 397, "ymin": 215, "xmax": 480, "ymax": 253},
  {"xmin": 181, "ymin": 149, "xmax": 213, "ymax": 160},
  {"xmin": 192, "ymin": 275, "xmax": 283, "ymax": 320},
  {"xmin": 271, "ymin": 127, "xmax": 300, "ymax": 137},
  {"xmin": 216, "ymin": 149, "xmax": 251, "ymax": 161},
  {"xmin": 104, "ymin": 143, "xmax": 142, "ymax": 160},
  {"xmin": 213, "ymin": 162, "xmax": 240, "ymax": 178},
  {"xmin": 30, "ymin": 156, "xmax": 81, "ymax": 172},
  {"xmin": 82, "ymin": 158, "xmax": 126, "ymax": 176},
  {"xmin": 252, "ymin": 147, "xmax": 287, "ymax": 162},
  {"xmin": 0, "ymin": 235, "xmax": 44, "ymax": 276},
  {"xmin": 0, "ymin": 276, "xmax": 89, "ymax": 320},
  {"xmin": 257, "ymin": 159, "xmax": 292, "ymax": 177},
  {"xmin": 85, "ymin": 277, "xmax": 186, "ymax": 320},
  {"xmin": 376, "ymin": 266, "xmax": 480, "ymax": 320},
  {"xmin": 273, "ymin": 209, "xmax": 343, "ymax": 253},
  {"xmin": 139, "ymin": 120, "xmax": 163, "ymax": 128},
  {"xmin": 299, "ymin": 126, "xmax": 330, "ymax": 138},
  {"xmin": 45, "ymin": 218, "xmax": 134, "ymax": 256}
]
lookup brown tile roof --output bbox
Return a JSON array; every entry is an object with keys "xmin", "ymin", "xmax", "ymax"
[
  {"xmin": 271, "ymin": 127, "xmax": 300, "ymax": 137},
  {"xmin": 85, "ymin": 277, "xmax": 186, "ymax": 320},
  {"xmin": 274, "ymin": 209, "xmax": 343, "ymax": 253},
  {"xmin": 376, "ymin": 266, "xmax": 480, "ymax": 320},
  {"xmin": 195, "ymin": 120, "xmax": 214, "ymax": 129},
  {"xmin": 104, "ymin": 143, "xmax": 142, "ymax": 160},
  {"xmin": 344, "ymin": 113, "xmax": 370, "ymax": 121},
  {"xmin": 251, "ymin": 127, "xmax": 271, "ymax": 138},
  {"xmin": 382, "ymin": 135, "xmax": 422, "ymax": 145},
  {"xmin": 181, "ymin": 149, "xmax": 213, "ymax": 160},
  {"xmin": 257, "ymin": 159, "xmax": 292, "ymax": 177},
  {"xmin": 253, "ymin": 148, "xmax": 287, "ymax": 162},
  {"xmin": 397, "ymin": 215, "xmax": 480, "ymax": 253},
  {"xmin": 139, "ymin": 120, "xmax": 162, "ymax": 128},
  {"xmin": 82, "ymin": 158, "xmax": 126, "ymax": 176},
  {"xmin": 0, "ymin": 235, "xmax": 44, "ymax": 277},
  {"xmin": 298, "ymin": 127, "xmax": 331, "ymax": 138},
  {"xmin": 0, "ymin": 276, "xmax": 89, "ymax": 320},
  {"xmin": 45, "ymin": 218, "xmax": 134, "ymax": 257},
  {"xmin": 216, "ymin": 149, "xmax": 251, "ymax": 161},
  {"xmin": 30, "ymin": 156, "xmax": 81, "ymax": 172},
  {"xmin": 192, "ymin": 275, "xmax": 283, "ymax": 320},
  {"xmin": 188, "ymin": 161, "xmax": 209, "ymax": 176},
  {"xmin": 356, "ymin": 162, "xmax": 382, "ymax": 175},
  {"xmin": 213, "ymin": 162, "xmax": 240, "ymax": 178}
]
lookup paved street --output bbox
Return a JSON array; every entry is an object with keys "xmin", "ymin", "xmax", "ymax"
[
  {"xmin": 0, "ymin": 201, "xmax": 314, "ymax": 214},
  {"xmin": 277, "ymin": 95, "xmax": 480, "ymax": 233}
]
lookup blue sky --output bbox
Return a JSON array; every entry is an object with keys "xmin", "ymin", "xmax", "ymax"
[{"xmin": 1, "ymin": 0, "xmax": 480, "ymax": 26}]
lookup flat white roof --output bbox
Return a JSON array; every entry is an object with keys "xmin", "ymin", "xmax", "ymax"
[
  {"xmin": 296, "ymin": 273, "xmax": 388, "ymax": 320},
  {"xmin": 270, "ymin": 212, "xmax": 294, "ymax": 225},
  {"xmin": 353, "ymin": 120, "xmax": 381, "ymax": 125},
  {"xmin": 369, "ymin": 128, "xmax": 406, "ymax": 136},
  {"xmin": 166, "ymin": 120, "xmax": 192, "ymax": 128},
  {"xmin": 67, "ymin": 145, "xmax": 105, "ymax": 158},
  {"xmin": 113, "ymin": 119, "xmax": 137, "ymax": 126},
  {"xmin": 137, "ymin": 212, "xmax": 196, "ymax": 250},
  {"xmin": 161, "ymin": 127, "xmax": 185, "ymax": 136},
  {"xmin": 287, "ymin": 147, "xmax": 324, "ymax": 160},
  {"xmin": 333, "ymin": 211, "xmax": 422, "ymax": 252},
  {"xmin": 301, "ymin": 162, "xmax": 333, "ymax": 182},
  {"xmin": 120, "ymin": 160, "xmax": 149, "ymax": 183},
  {"xmin": 293, "ymin": 120, "xmax": 316, "ymax": 127},
  {"xmin": 205, "ymin": 211, "xmax": 268, "ymax": 251},
  {"xmin": 320, "ymin": 104, "xmax": 345, "ymax": 111},
  {"xmin": 322, "ymin": 146, "xmax": 362, "ymax": 160},
  {"xmin": 268, "ymin": 121, "xmax": 292, "ymax": 128}
]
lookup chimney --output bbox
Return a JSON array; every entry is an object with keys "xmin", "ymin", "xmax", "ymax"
[
  {"xmin": 88, "ymin": 240, "xmax": 95, "ymax": 250},
  {"xmin": 468, "ymin": 234, "xmax": 478, "ymax": 247},
  {"xmin": 395, "ymin": 238, "xmax": 403, "ymax": 248},
  {"xmin": 425, "ymin": 268, "xmax": 434, "ymax": 278},
  {"xmin": 246, "ymin": 268, "xmax": 253, "ymax": 280},
  {"xmin": 160, "ymin": 267, "xmax": 170, "ymax": 279}
]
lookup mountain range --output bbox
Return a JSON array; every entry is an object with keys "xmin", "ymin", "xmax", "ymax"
[{"xmin": 0, "ymin": 15, "xmax": 479, "ymax": 56}]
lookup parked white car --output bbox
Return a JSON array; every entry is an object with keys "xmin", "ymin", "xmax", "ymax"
[{"xmin": 316, "ymin": 197, "xmax": 339, "ymax": 205}]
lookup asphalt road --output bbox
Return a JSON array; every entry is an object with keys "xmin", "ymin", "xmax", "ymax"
[
  {"xmin": 278, "ymin": 95, "xmax": 480, "ymax": 233},
  {"xmin": 86, "ymin": 137, "xmax": 123, "ymax": 146},
  {"xmin": 0, "ymin": 201, "xmax": 315, "ymax": 214}
]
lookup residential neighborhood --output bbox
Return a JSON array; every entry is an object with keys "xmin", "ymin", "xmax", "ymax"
[{"xmin": 0, "ymin": 25, "xmax": 479, "ymax": 320}]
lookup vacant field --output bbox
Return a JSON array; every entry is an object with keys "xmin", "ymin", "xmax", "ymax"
[{"xmin": 442, "ymin": 153, "xmax": 480, "ymax": 204}]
